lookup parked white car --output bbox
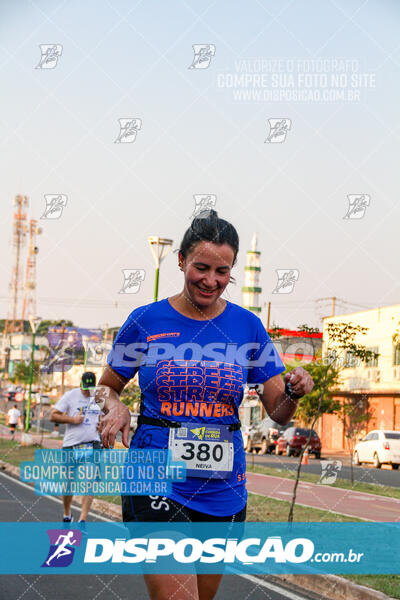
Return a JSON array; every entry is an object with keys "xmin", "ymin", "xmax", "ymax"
[
  {"xmin": 353, "ymin": 430, "xmax": 400, "ymax": 469},
  {"xmin": 241, "ymin": 425, "xmax": 252, "ymax": 450}
]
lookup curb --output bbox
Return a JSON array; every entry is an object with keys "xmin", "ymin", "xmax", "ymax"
[
  {"xmin": 0, "ymin": 459, "xmax": 394, "ymax": 600},
  {"xmin": 275, "ymin": 574, "xmax": 396, "ymax": 600}
]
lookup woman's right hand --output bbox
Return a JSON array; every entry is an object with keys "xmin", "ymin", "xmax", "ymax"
[{"xmin": 98, "ymin": 401, "xmax": 131, "ymax": 448}]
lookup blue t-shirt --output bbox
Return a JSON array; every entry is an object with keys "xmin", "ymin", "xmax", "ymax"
[{"xmin": 107, "ymin": 298, "xmax": 285, "ymax": 516}]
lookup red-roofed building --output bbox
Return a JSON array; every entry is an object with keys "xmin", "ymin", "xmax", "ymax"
[{"xmin": 268, "ymin": 328, "xmax": 322, "ymax": 364}]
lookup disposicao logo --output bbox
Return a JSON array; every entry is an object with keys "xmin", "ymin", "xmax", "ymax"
[
  {"xmin": 42, "ymin": 529, "xmax": 82, "ymax": 567},
  {"xmin": 83, "ymin": 536, "xmax": 314, "ymax": 564}
]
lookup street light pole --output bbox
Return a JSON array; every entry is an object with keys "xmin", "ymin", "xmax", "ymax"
[
  {"xmin": 26, "ymin": 315, "xmax": 41, "ymax": 433},
  {"xmin": 36, "ymin": 366, "xmax": 43, "ymax": 435},
  {"xmin": 82, "ymin": 334, "xmax": 89, "ymax": 370},
  {"xmin": 148, "ymin": 237, "xmax": 173, "ymax": 302},
  {"xmin": 154, "ymin": 266, "xmax": 160, "ymax": 303}
]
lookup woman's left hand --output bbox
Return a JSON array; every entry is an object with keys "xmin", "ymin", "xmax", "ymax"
[{"xmin": 284, "ymin": 367, "xmax": 314, "ymax": 398}]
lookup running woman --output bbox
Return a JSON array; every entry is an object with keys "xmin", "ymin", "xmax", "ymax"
[{"xmin": 96, "ymin": 210, "xmax": 314, "ymax": 600}]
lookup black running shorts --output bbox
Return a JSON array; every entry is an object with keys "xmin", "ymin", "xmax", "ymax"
[{"xmin": 122, "ymin": 494, "xmax": 247, "ymax": 523}]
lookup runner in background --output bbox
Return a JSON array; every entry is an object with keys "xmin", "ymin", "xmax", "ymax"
[
  {"xmin": 6, "ymin": 404, "xmax": 21, "ymax": 436},
  {"xmin": 50, "ymin": 371, "xmax": 101, "ymax": 523},
  {"xmin": 95, "ymin": 210, "xmax": 314, "ymax": 600}
]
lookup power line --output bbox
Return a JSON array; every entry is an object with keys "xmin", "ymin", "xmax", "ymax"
[
  {"xmin": 316, "ymin": 296, "xmax": 372, "ymax": 310},
  {"xmin": 0, "ymin": 296, "xmax": 134, "ymax": 309}
]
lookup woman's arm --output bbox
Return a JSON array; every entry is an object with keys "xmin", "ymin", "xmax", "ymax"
[
  {"xmin": 96, "ymin": 365, "xmax": 132, "ymax": 449},
  {"xmin": 259, "ymin": 367, "xmax": 314, "ymax": 426}
]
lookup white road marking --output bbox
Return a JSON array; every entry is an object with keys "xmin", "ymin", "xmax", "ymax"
[
  {"xmin": 351, "ymin": 496, "xmax": 374, "ymax": 501},
  {"xmin": 0, "ymin": 471, "xmax": 112, "ymax": 521}
]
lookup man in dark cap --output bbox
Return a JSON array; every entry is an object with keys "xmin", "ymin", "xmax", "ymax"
[{"xmin": 50, "ymin": 371, "xmax": 102, "ymax": 522}]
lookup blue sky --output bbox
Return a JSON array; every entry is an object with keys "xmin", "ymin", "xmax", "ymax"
[{"xmin": 0, "ymin": 0, "xmax": 399, "ymax": 330}]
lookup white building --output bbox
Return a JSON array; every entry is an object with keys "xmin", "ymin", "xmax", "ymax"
[
  {"xmin": 8, "ymin": 333, "xmax": 49, "ymax": 362},
  {"xmin": 322, "ymin": 303, "xmax": 400, "ymax": 392}
]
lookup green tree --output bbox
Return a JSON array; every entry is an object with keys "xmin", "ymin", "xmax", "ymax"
[
  {"xmin": 287, "ymin": 357, "xmax": 341, "ymax": 426},
  {"xmin": 0, "ymin": 320, "xmax": 31, "ymax": 333},
  {"xmin": 36, "ymin": 319, "xmax": 74, "ymax": 337},
  {"xmin": 340, "ymin": 393, "xmax": 373, "ymax": 476},
  {"xmin": 268, "ymin": 324, "xmax": 282, "ymax": 340},
  {"xmin": 287, "ymin": 321, "xmax": 379, "ymax": 522},
  {"xmin": 120, "ymin": 382, "xmax": 142, "ymax": 412},
  {"xmin": 11, "ymin": 360, "xmax": 40, "ymax": 385}
]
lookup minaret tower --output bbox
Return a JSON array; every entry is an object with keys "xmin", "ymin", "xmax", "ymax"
[{"xmin": 242, "ymin": 233, "xmax": 262, "ymax": 314}]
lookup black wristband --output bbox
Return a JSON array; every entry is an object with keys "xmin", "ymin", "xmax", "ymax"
[{"xmin": 285, "ymin": 381, "xmax": 302, "ymax": 400}]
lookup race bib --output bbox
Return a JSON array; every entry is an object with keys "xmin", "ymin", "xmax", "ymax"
[
  {"xmin": 78, "ymin": 400, "xmax": 100, "ymax": 426},
  {"xmin": 73, "ymin": 442, "xmax": 94, "ymax": 461},
  {"xmin": 168, "ymin": 422, "xmax": 234, "ymax": 479}
]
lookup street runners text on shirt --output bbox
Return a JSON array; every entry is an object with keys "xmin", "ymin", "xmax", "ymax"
[{"xmin": 156, "ymin": 360, "xmax": 243, "ymax": 419}]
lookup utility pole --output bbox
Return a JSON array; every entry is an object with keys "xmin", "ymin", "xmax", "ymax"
[
  {"xmin": 316, "ymin": 296, "xmax": 337, "ymax": 320},
  {"xmin": 266, "ymin": 301, "xmax": 271, "ymax": 330},
  {"xmin": 61, "ymin": 324, "xmax": 66, "ymax": 397}
]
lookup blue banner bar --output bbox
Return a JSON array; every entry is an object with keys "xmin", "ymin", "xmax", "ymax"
[
  {"xmin": 20, "ymin": 449, "xmax": 186, "ymax": 496},
  {"xmin": 0, "ymin": 522, "xmax": 398, "ymax": 574}
]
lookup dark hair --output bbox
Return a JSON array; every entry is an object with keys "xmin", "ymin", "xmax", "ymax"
[{"xmin": 179, "ymin": 210, "xmax": 239, "ymax": 266}]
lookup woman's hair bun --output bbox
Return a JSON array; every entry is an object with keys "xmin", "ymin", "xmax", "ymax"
[{"xmin": 180, "ymin": 209, "xmax": 239, "ymax": 265}]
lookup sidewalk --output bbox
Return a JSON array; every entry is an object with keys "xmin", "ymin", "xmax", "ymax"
[
  {"xmin": 246, "ymin": 471, "xmax": 400, "ymax": 521},
  {"xmin": 321, "ymin": 449, "xmax": 349, "ymax": 457}
]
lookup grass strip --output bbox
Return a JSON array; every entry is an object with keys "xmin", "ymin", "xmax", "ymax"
[
  {"xmin": 342, "ymin": 574, "xmax": 400, "ymax": 599},
  {"xmin": 247, "ymin": 462, "xmax": 400, "ymax": 500}
]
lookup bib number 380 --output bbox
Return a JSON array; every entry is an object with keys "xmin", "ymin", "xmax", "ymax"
[
  {"xmin": 168, "ymin": 423, "xmax": 234, "ymax": 479},
  {"xmin": 181, "ymin": 441, "xmax": 223, "ymax": 462}
]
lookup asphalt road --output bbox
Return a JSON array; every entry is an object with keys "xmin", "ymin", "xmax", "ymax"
[
  {"xmin": 0, "ymin": 472, "xmax": 329, "ymax": 600},
  {"xmin": 246, "ymin": 452, "xmax": 400, "ymax": 488}
]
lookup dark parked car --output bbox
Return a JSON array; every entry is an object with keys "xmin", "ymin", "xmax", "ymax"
[{"xmin": 275, "ymin": 427, "xmax": 321, "ymax": 458}]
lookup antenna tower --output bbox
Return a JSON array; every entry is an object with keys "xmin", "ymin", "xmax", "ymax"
[
  {"xmin": 22, "ymin": 219, "xmax": 42, "ymax": 321},
  {"xmin": 4, "ymin": 195, "xmax": 29, "ymax": 335}
]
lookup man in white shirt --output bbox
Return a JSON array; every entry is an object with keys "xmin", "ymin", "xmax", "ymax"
[
  {"xmin": 6, "ymin": 404, "xmax": 21, "ymax": 436},
  {"xmin": 50, "ymin": 372, "xmax": 102, "ymax": 523}
]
